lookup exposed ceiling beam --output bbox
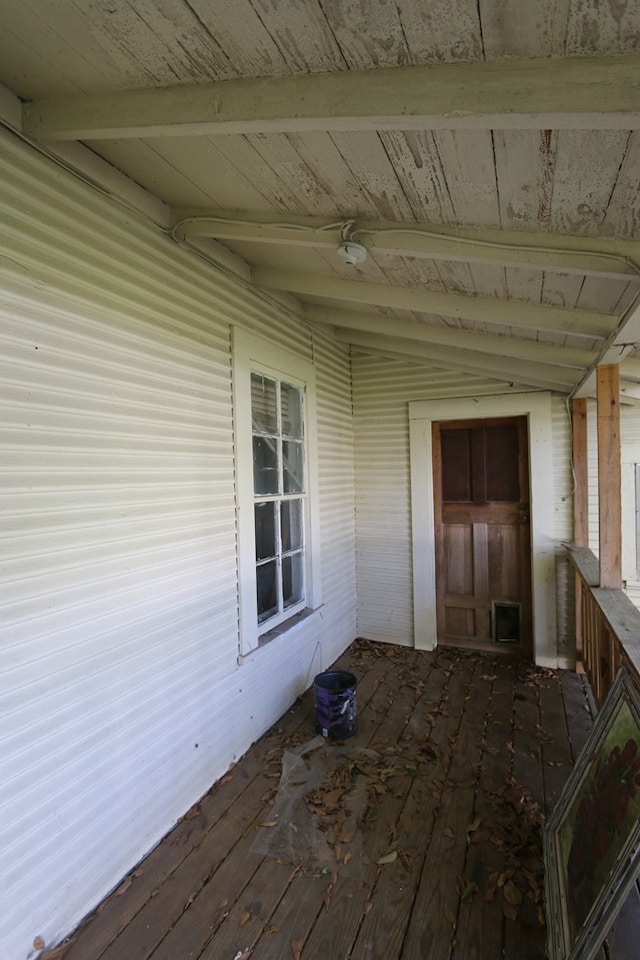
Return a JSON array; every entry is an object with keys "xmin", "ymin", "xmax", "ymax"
[
  {"xmin": 303, "ymin": 305, "xmax": 595, "ymax": 368},
  {"xmin": 22, "ymin": 54, "xmax": 640, "ymax": 141},
  {"xmin": 254, "ymin": 268, "xmax": 615, "ymax": 338},
  {"xmin": 572, "ymin": 298, "xmax": 640, "ymax": 398},
  {"xmin": 333, "ymin": 330, "xmax": 578, "ymax": 392},
  {"xmin": 174, "ymin": 211, "xmax": 640, "ymax": 281}
]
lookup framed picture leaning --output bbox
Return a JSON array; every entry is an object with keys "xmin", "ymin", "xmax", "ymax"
[{"xmin": 544, "ymin": 662, "xmax": 640, "ymax": 960}]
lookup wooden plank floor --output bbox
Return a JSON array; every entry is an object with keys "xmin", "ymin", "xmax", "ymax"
[{"xmin": 44, "ymin": 640, "xmax": 639, "ymax": 960}]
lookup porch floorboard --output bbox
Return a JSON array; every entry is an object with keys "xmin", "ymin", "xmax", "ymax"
[{"xmin": 45, "ymin": 640, "xmax": 638, "ymax": 960}]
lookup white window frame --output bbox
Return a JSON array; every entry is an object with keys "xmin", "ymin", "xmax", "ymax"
[{"xmin": 233, "ymin": 327, "xmax": 321, "ymax": 657}]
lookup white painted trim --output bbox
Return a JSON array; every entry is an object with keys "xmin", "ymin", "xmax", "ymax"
[
  {"xmin": 409, "ymin": 392, "xmax": 557, "ymax": 666},
  {"xmin": 233, "ymin": 327, "xmax": 321, "ymax": 657},
  {"xmin": 0, "ymin": 83, "xmax": 22, "ymax": 129}
]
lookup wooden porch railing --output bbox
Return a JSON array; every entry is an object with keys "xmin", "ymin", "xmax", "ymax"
[{"xmin": 566, "ymin": 543, "xmax": 640, "ymax": 707}]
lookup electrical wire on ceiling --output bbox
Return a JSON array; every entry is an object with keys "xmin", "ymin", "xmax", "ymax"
[{"xmin": 171, "ymin": 213, "xmax": 640, "ymax": 277}]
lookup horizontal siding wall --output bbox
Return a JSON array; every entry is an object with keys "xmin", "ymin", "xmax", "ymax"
[
  {"xmin": 352, "ymin": 353, "xmax": 573, "ymax": 658},
  {"xmin": 0, "ymin": 127, "xmax": 356, "ymax": 959},
  {"xmin": 352, "ymin": 354, "xmax": 527, "ymax": 646}
]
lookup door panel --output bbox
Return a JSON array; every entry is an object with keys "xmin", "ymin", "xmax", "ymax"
[{"xmin": 434, "ymin": 416, "xmax": 532, "ymax": 656}]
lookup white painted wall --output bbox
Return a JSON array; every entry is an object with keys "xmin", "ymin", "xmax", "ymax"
[
  {"xmin": 351, "ymin": 353, "xmax": 574, "ymax": 665},
  {"xmin": 0, "ymin": 127, "xmax": 356, "ymax": 959}
]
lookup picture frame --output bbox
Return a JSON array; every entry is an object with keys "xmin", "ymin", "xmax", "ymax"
[{"xmin": 544, "ymin": 662, "xmax": 640, "ymax": 960}]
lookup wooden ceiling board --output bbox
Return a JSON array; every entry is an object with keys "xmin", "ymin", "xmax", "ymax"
[
  {"xmin": 393, "ymin": 255, "xmax": 448, "ymax": 293},
  {"xmin": 479, "ymin": 0, "xmax": 572, "ymax": 58},
  {"xmin": 602, "ymin": 132, "xmax": 640, "ymax": 240},
  {"xmin": 430, "ymin": 129, "xmax": 500, "ymax": 226},
  {"xmin": 376, "ymin": 131, "xmax": 456, "ymax": 223},
  {"xmin": 83, "ymin": 138, "xmax": 224, "ymax": 208},
  {"xmin": 494, "ymin": 129, "xmax": 557, "ymax": 231},
  {"xmin": 153, "ymin": 0, "xmax": 289, "ymax": 81},
  {"xmin": 317, "ymin": 0, "xmax": 411, "ymax": 70},
  {"xmin": 578, "ymin": 276, "xmax": 635, "ymax": 314},
  {"xmin": 195, "ymin": 134, "xmax": 312, "ymax": 214},
  {"xmin": 616, "ymin": 284, "xmax": 640, "ymax": 318},
  {"xmin": 549, "ymin": 130, "xmax": 632, "ymax": 236},
  {"xmin": 2, "ymin": 0, "xmax": 640, "ymax": 397},
  {"xmin": 326, "ymin": 132, "xmax": 415, "ymax": 221},
  {"xmin": 564, "ymin": 0, "xmax": 640, "ymax": 55},
  {"xmin": 242, "ymin": 133, "xmax": 338, "ymax": 216},
  {"xmin": 148, "ymin": 136, "xmax": 278, "ymax": 209},
  {"xmin": 433, "ymin": 261, "xmax": 478, "ymax": 297},
  {"xmin": 541, "ymin": 271, "xmax": 585, "ymax": 310},
  {"xmin": 467, "ymin": 262, "xmax": 508, "ymax": 301},
  {"xmin": 0, "ymin": 1, "xmax": 115, "ymax": 97},
  {"xmin": 285, "ymin": 132, "xmax": 382, "ymax": 217},
  {"xmin": 394, "ymin": 0, "xmax": 483, "ymax": 63},
  {"xmin": 504, "ymin": 265, "xmax": 545, "ymax": 306},
  {"xmin": 248, "ymin": 0, "xmax": 347, "ymax": 73},
  {"xmin": 68, "ymin": 0, "xmax": 232, "ymax": 88}
]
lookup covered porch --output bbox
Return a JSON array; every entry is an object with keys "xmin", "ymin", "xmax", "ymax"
[{"xmin": 44, "ymin": 640, "xmax": 638, "ymax": 960}]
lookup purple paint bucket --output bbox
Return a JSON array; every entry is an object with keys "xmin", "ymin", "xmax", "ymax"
[{"xmin": 313, "ymin": 670, "xmax": 357, "ymax": 739}]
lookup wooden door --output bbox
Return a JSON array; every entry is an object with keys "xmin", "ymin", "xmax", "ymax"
[{"xmin": 433, "ymin": 416, "xmax": 532, "ymax": 656}]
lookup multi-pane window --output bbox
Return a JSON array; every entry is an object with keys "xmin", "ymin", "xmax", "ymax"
[{"xmin": 251, "ymin": 373, "xmax": 306, "ymax": 628}]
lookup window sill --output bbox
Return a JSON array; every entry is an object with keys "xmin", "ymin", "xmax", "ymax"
[{"xmin": 238, "ymin": 605, "xmax": 323, "ymax": 664}]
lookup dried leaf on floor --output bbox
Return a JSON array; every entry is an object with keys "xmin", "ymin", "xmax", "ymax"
[
  {"xmin": 291, "ymin": 939, "xmax": 304, "ymax": 960},
  {"xmin": 239, "ymin": 909, "xmax": 251, "ymax": 926},
  {"xmin": 38, "ymin": 942, "xmax": 76, "ymax": 960},
  {"xmin": 503, "ymin": 879, "xmax": 523, "ymax": 907},
  {"xmin": 461, "ymin": 881, "xmax": 478, "ymax": 902},
  {"xmin": 377, "ymin": 850, "xmax": 397, "ymax": 865}
]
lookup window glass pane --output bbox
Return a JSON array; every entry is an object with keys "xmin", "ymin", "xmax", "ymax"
[
  {"xmin": 281, "ymin": 499, "xmax": 303, "ymax": 552},
  {"xmin": 251, "ymin": 374, "xmax": 277, "ymax": 433},
  {"xmin": 257, "ymin": 561, "xmax": 278, "ymax": 623},
  {"xmin": 253, "ymin": 436, "xmax": 279, "ymax": 495},
  {"xmin": 255, "ymin": 502, "xmax": 276, "ymax": 560},
  {"xmin": 282, "ymin": 552, "xmax": 304, "ymax": 608},
  {"xmin": 281, "ymin": 382, "xmax": 303, "ymax": 438},
  {"xmin": 283, "ymin": 440, "xmax": 304, "ymax": 493}
]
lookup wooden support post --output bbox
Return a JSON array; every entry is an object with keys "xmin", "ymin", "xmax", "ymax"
[
  {"xmin": 572, "ymin": 398, "xmax": 589, "ymax": 659},
  {"xmin": 597, "ymin": 364, "xmax": 622, "ymax": 589}
]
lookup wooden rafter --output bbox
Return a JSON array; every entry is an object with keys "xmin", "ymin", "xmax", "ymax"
[
  {"xmin": 304, "ymin": 305, "xmax": 596, "ymax": 368},
  {"xmin": 334, "ymin": 329, "xmax": 580, "ymax": 391},
  {"xmin": 254, "ymin": 268, "xmax": 615, "ymax": 337},
  {"xmin": 22, "ymin": 55, "xmax": 640, "ymax": 140},
  {"xmin": 174, "ymin": 211, "xmax": 640, "ymax": 281}
]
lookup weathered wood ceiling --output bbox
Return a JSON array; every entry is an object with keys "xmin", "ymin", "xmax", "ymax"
[{"xmin": 2, "ymin": 0, "xmax": 640, "ymax": 396}]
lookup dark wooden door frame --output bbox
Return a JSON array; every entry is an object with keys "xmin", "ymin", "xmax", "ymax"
[{"xmin": 409, "ymin": 393, "xmax": 561, "ymax": 668}]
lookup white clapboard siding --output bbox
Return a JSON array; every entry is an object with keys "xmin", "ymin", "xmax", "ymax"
[
  {"xmin": 352, "ymin": 353, "xmax": 573, "ymax": 656},
  {"xmin": 314, "ymin": 331, "xmax": 358, "ymax": 660},
  {"xmin": 0, "ymin": 127, "xmax": 355, "ymax": 959},
  {"xmin": 620, "ymin": 403, "xmax": 640, "ymax": 609},
  {"xmin": 352, "ymin": 353, "xmax": 529, "ymax": 646}
]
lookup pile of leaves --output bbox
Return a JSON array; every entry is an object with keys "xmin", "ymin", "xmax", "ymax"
[{"xmin": 481, "ymin": 777, "xmax": 546, "ymax": 923}]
